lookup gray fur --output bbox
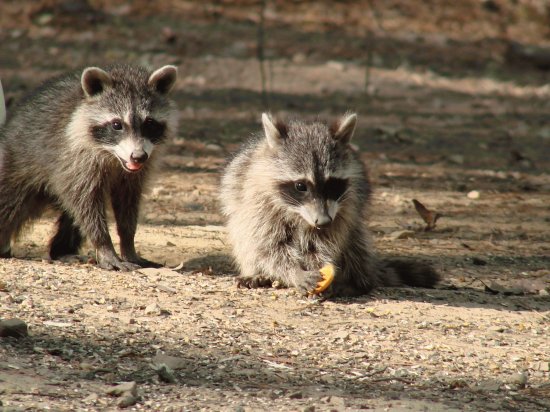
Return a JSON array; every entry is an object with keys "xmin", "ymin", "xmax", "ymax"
[
  {"xmin": 0, "ymin": 79, "xmax": 5, "ymax": 126},
  {"xmin": 0, "ymin": 64, "xmax": 178, "ymax": 270},
  {"xmin": 220, "ymin": 113, "xmax": 439, "ymax": 297}
]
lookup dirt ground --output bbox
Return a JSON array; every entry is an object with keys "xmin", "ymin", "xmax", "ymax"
[{"xmin": 1, "ymin": 1, "xmax": 549, "ymax": 411}]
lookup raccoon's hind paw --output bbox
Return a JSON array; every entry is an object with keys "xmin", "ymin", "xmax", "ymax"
[{"xmin": 236, "ymin": 275, "xmax": 273, "ymax": 289}]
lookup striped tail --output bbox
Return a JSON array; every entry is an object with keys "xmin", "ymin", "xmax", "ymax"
[{"xmin": 383, "ymin": 258, "xmax": 441, "ymax": 288}]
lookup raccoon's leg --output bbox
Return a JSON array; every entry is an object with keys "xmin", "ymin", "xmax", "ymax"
[
  {"xmin": 0, "ymin": 186, "xmax": 44, "ymax": 258},
  {"xmin": 49, "ymin": 212, "xmax": 83, "ymax": 259},
  {"xmin": 57, "ymin": 183, "xmax": 139, "ymax": 271},
  {"xmin": 110, "ymin": 175, "xmax": 161, "ymax": 268}
]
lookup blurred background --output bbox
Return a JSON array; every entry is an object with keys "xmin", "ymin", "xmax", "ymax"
[{"xmin": 1, "ymin": 0, "xmax": 550, "ymax": 175}]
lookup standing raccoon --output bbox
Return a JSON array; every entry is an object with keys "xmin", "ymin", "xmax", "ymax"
[
  {"xmin": 0, "ymin": 64, "xmax": 178, "ymax": 270},
  {"xmin": 220, "ymin": 113, "xmax": 439, "ymax": 297}
]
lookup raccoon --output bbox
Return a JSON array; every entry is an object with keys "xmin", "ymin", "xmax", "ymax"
[
  {"xmin": 220, "ymin": 113, "xmax": 440, "ymax": 297},
  {"xmin": 0, "ymin": 64, "xmax": 178, "ymax": 270}
]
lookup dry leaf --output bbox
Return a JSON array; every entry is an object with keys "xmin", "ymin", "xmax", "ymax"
[{"xmin": 412, "ymin": 199, "xmax": 442, "ymax": 231}]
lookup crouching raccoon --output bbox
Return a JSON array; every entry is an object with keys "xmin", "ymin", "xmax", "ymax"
[{"xmin": 220, "ymin": 113, "xmax": 440, "ymax": 297}]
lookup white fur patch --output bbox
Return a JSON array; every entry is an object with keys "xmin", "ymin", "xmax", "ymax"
[
  {"xmin": 123, "ymin": 110, "xmax": 132, "ymax": 126},
  {"xmin": 298, "ymin": 205, "xmax": 316, "ymax": 227},
  {"xmin": 66, "ymin": 105, "xmax": 93, "ymax": 150},
  {"xmin": 89, "ymin": 110, "xmax": 120, "ymax": 125},
  {"xmin": 110, "ymin": 138, "xmax": 154, "ymax": 163},
  {"xmin": 327, "ymin": 199, "xmax": 339, "ymax": 220},
  {"xmin": 142, "ymin": 139, "xmax": 154, "ymax": 157}
]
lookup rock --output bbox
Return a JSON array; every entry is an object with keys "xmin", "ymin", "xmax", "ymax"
[
  {"xmin": 472, "ymin": 257, "xmax": 487, "ymax": 266},
  {"xmin": 288, "ymin": 391, "xmax": 303, "ymax": 399},
  {"xmin": 117, "ymin": 392, "xmax": 138, "ymax": 408},
  {"xmin": 329, "ymin": 395, "xmax": 346, "ymax": 407},
  {"xmin": 83, "ymin": 393, "xmax": 99, "ymax": 403},
  {"xmin": 506, "ymin": 41, "xmax": 550, "ymax": 71},
  {"xmin": 475, "ymin": 380, "xmax": 502, "ymax": 392},
  {"xmin": 205, "ymin": 143, "xmax": 223, "ymax": 152},
  {"xmin": 155, "ymin": 363, "xmax": 176, "ymax": 383},
  {"xmin": 389, "ymin": 230, "xmax": 415, "ymax": 240},
  {"xmin": 302, "ymin": 406, "xmax": 315, "ymax": 412},
  {"xmin": 488, "ymin": 325, "xmax": 507, "ymax": 333},
  {"xmin": 537, "ymin": 127, "xmax": 550, "ymax": 140},
  {"xmin": 509, "ymin": 372, "xmax": 528, "ymax": 389},
  {"xmin": 530, "ymin": 361, "xmax": 550, "ymax": 372},
  {"xmin": 467, "ymin": 190, "xmax": 480, "ymax": 199},
  {"xmin": 326, "ymin": 60, "xmax": 345, "ymax": 71},
  {"xmin": 106, "ymin": 381, "xmax": 137, "ymax": 397},
  {"xmin": 144, "ymin": 303, "xmax": 162, "ymax": 315},
  {"xmin": 0, "ymin": 318, "xmax": 28, "ymax": 338},
  {"xmin": 153, "ymin": 354, "xmax": 187, "ymax": 370},
  {"xmin": 448, "ymin": 154, "xmax": 464, "ymax": 165},
  {"xmin": 292, "ymin": 52, "xmax": 307, "ymax": 63}
]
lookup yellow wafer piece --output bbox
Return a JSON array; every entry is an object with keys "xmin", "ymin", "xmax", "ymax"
[{"xmin": 310, "ymin": 263, "xmax": 335, "ymax": 295}]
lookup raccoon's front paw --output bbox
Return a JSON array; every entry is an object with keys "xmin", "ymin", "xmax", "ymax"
[
  {"xmin": 236, "ymin": 275, "xmax": 273, "ymax": 289},
  {"xmin": 97, "ymin": 255, "xmax": 141, "ymax": 271},
  {"xmin": 293, "ymin": 270, "xmax": 324, "ymax": 295}
]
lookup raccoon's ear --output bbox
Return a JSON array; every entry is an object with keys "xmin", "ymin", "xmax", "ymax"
[
  {"xmin": 81, "ymin": 67, "xmax": 112, "ymax": 98},
  {"xmin": 148, "ymin": 65, "xmax": 178, "ymax": 94},
  {"xmin": 262, "ymin": 113, "xmax": 287, "ymax": 149},
  {"xmin": 331, "ymin": 113, "xmax": 357, "ymax": 143}
]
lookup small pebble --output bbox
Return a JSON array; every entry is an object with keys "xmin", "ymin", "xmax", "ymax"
[
  {"xmin": 467, "ymin": 190, "xmax": 480, "ymax": 199},
  {"xmin": 117, "ymin": 392, "xmax": 138, "ymax": 408},
  {"xmin": 106, "ymin": 381, "xmax": 137, "ymax": 397},
  {"xmin": 389, "ymin": 230, "xmax": 415, "ymax": 240},
  {"xmin": 144, "ymin": 303, "xmax": 162, "ymax": 315},
  {"xmin": 472, "ymin": 257, "xmax": 487, "ymax": 266},
  {"xmin": 509, "ymin": 372, "xmax": 528, "ymax": 389},
  {"xmin": 0, "ymin": 318, "xmax": 28, "ymax": 338},
  {"xmin": 155, "ymin": 363, "xmax": 176, "ymax": 383}
]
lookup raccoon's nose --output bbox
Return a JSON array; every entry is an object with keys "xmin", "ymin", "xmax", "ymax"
[
  {"xmin": 130, "ymin": 150, "xmax": 148, "ymax": 164},
  {"xmin": 315, "ymin": 215, "xmax": 332, "ymax": 228}
]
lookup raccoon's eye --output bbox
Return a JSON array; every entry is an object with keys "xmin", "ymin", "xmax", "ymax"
[
  {"xmin": 111, "ymin": 120, "xmax": 123, "ymax": 131},
  {"xmin": 295, "ymin": 182, "xmax": 308, "ymax": 192}
]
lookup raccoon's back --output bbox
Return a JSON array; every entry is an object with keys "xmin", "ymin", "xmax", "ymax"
[
  {"xmin": 1, "ymin": 72, "xmax": 83, "ymax": 147},
  {"xmin": 220, "ymin": 137, "xmax": 262, "ymax": 217}
]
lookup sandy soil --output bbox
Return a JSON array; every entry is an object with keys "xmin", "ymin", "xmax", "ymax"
[{"xmin": 1, "ymin": 1, "xmax": 549, "ymax": 411}]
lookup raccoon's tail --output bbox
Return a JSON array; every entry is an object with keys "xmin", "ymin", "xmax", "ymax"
[
  {"xmin": 0, "ymin": 79, "xmax": 5, "ymax": 126},
  {"xmin": 382, "ymin": 258, "xmax": 440, "ymax": 288}
]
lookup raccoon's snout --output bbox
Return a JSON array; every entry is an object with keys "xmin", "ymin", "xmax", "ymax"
[
  {"xmin": 315, "ymin": 214, "xmax": 332, "ymax": 228},
  {"xmin": 130, "ymin": 150, "xmax": 148, "ymax": 164},
  {"xmin": 300, "ymin": 202, "xmax": 333, "ymax": 229}
]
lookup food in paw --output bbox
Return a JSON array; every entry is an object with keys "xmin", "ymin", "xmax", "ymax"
[{"xmin": 309, "ymin": 263, "xmax": 335, "ymax": 295}]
